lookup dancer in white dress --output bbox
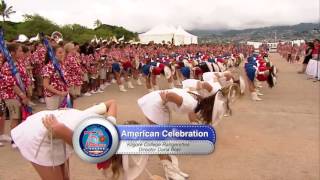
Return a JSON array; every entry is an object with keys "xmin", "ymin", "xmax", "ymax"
[
  {"xmin": 137, "ymin": 87, "xmax": 218, "ymax": 180},
  {"xmin": 11, "ymin": 100, "xmax": 117, "ymax": 180}
]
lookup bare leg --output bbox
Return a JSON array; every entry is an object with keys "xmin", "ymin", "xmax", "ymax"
[
  {"xmin": 31, "ymin": 162, "xmax": 66, "ymax": 180},
  {"xmin": 145, "ymin": 76, "xmax": 152, "ymax": 90},
  {"xmin": 132, "ymin": 69, "xmax": 139, "ymax": 80},
  {"xmin": 11, "ymin": 119, "xmax": 20, "ymax": 130},
  {"xmin": 123, "ymin": 71, "xmax": 129, "ymax": 82},
  {"xmin": 115, "ymin": 72, "xmax": 122, "ymax": 85},
  {"xmin": 0, "ymin": 116, "xmax": 5, "ymax": 135},
  {"xmin": 146, "ymin": 118, "xmax": 171, "ymax": 161},
  {"xmin": 151, "ymin": 75, "xmax": 157, "ymax": 86}
]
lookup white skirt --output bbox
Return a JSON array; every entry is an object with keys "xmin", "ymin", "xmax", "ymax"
[
  {"xmin": 182, "ymin": 79, "xmax": 221, "ymax": 97},
  {"xmin": 11, "ymin": 109, "xmax": 88, "ymax": 166},
  {"xmin": 137, "ymin": 91, "xmax": 170, "ymax": 125},
  {"xmin": 137, "ymin": 89, "xmax": 197, "ymax": 125},
  {"xmin": 306, "ymin": 59, "xmax": 320, "ymax": 79}
]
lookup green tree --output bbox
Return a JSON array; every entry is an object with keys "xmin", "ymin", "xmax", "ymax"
[
  {"xmin": 94, "ymin": 19, "xmax": 102, "ymax": 28},
  {"xmin": 0, "ymin": 0, "xmax": 16, "ymax": 28},
  {"xmin": 1, "ymin": 14, "xmax": 137, "ymax": 43},
  {"xmin": 17, "ymin": 14, "xmax": 59, "ymax": 37}
]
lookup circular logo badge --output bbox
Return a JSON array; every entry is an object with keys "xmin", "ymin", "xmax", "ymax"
[
  {"xmin": 79, "ymin": 124, "xmax": 112, "ymax": 157},
  {"xmin": 73, "ymin": 115, "xmax": 119, "ymax": 163}
]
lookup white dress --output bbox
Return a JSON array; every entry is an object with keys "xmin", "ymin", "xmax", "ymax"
[
  {"xmin": 137, "ymin": 88, "xmax": 197, "ymax": 125},
  {"xmin": 182, "ymin": 79, "xmax": 221, "ymax": 98},
  {"xmin": 202, "ymin": 72, "xmax": 233, "ymax": 88},
  {"xmin": 11, "ymin": 109, "xmax": 97, "ymax": 166}
]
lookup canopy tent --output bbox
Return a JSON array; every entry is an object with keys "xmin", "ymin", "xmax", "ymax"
[
  {"xmin": 174, "ymin": 26, "xmax": 198, "ymax": 45},
  {"xmin": 139, "ymin": 25, "xmax": 198, "ymax": 45}
]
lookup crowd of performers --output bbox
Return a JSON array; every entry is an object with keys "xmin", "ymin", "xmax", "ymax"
[
  {"xmin": 277, "ymin": 42, "xmax": 305, "ymax": 64},
  {"xmin": 0, "ymin": 32, "xmax": 279, "ymax": 179},
  {"xmin": 277, "ymin": 39, "xmax": 320, "ymax": 80}
]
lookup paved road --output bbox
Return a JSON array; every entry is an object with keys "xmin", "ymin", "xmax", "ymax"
[{"xmin": 0, "ymin": 53, "xmax": 319, "ymax": 180}]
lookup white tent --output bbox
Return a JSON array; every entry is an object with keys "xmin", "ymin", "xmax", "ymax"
[
  {"xmin": 174, "ymin": 26, "xmax": 198, "ymax": 45},
  {"xmin": 139, "ymin": 25, "xmax": 198, "ymax": 45}
]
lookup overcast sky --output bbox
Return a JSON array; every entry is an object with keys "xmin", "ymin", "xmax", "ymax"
[{"xmin": 9, "ymin": 0, "xmax": 320, "ymax": 32}]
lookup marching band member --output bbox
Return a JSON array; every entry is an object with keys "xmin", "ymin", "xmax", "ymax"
[
  {"xmin": 42, "ymin": 45, "xmax": 69, "ymax": 110},
  {"xmin": 32, "ymin": 43, "xmax": 47, "ymax": 103},
  {"xmin": 79, "ymin": 44, "xmax": 92, "ymax": 96},
  {"xmin": 98, "ymin": 47, "xmax": 110, "ymax": 90},
  {"xmin": 0, "ymin": 53, "xmax": 12, "ymax": 147},
  {"xmin": 1, "ymin": 43, "xmax": 31, "ymax": 148},
  {"xmin": 87, "ymin": 45, "xmax": 101, "ymax": 94},
  {"xmin": 64, "ymin": 43, "xmax": 83, "ymax": 98}
]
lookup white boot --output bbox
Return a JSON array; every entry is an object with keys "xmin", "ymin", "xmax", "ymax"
[
  {"xmin": 251, "ymin": 92, "xmax": 262, "ymax": 101},
  {"xmin": 119, "ymin": 85, "xmax": 127, "ymax": 92},
  {"xmin": 136, "ymin": 78, "xmax": 142, "ymax": 86},
  {"xmin": 161, "ymin": 160, "xmax": 186, "ymax": 180},
  {"xmin": 100, "ymin": 84, "xmax": 106, "ymax": 90},
  {"xmin": 256, "ymin": 91, "xmax": 264, "ymax": 96},
  {"xmin": 0, "ymin": 134, "xmax": 12, "ymax": 142},
  {"xmin": 127, "ymin": 81, "xmax": 135, "ymax": 89},
  {"xmin": 256, "ymin": 81, "xmax": 263, "ymax": 88},
  {"xmin": 169, "ymin": 82, "xmax": 175, "ymax": 89},
  {"xmin": 169, "ymin": 155, "xmax": 189, "ymax": 178}
]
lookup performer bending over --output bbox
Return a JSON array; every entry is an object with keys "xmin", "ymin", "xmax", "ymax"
[
  {"xmin": 137, "ymin": 87, "xmax": 219, "ymax": 180},
  {"xmin": 11, "ymin": 100, "xmax": 117, "ymax": 180}
]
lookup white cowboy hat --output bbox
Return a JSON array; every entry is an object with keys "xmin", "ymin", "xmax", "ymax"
[
  {"xmin": 29, "ymin": 34, "xmax": 40, "ymax": 42},
  {"xmin": 16, "ymin": 34, "xmax": 29, "ymax": 43}
]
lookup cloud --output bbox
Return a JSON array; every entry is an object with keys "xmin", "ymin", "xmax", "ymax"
[{"xmin": 9, "ymin": 0, "xmax": 319, "ymax": 32}]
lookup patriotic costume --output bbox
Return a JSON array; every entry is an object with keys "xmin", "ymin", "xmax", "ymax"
[
  {"xmin": 182, "ymin": 79, "xmax": 221, "ymax": 98},
  {"xmin": 137, "ymin": 88, "xmax": 197, "ymax": 125},
  {"xmin": 244, "ymin": 54, "xmax": 277, "ymax": 101}
]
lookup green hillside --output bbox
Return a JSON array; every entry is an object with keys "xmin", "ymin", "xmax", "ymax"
[{"xmin": 1, "ymin": 14, "xmax": 138, "ymax": 44}]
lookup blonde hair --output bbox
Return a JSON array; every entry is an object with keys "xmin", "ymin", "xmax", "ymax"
[
  {"xmin": 103, "ymin": 120, "xmax": 140, "ymax": 179},
  {"xmin": 64, "ymin": 42, "xmax": 75, "ymax": 54}
]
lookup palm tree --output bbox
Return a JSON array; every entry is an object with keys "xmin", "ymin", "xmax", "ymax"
[{"xmin": 0, "ymin": 0, "xmax": 16, "ymax": 27}]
